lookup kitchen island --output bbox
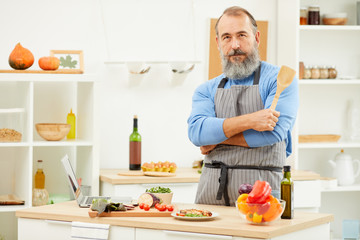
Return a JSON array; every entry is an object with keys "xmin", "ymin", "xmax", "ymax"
[{"xmin": 16, "ymin": 200, "xmax": 333, "ymax": 240}]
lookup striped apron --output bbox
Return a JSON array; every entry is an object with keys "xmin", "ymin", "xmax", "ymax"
[{"xmin": 195, "ymin": 65, "xmax": 286, "ymax": 206}]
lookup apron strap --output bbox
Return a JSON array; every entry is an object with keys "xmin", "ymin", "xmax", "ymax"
[
  {"xmin": 205, "ymin": 160, "xmax": 282, "ymax": 206},
  {"xmin": 217, "ymin": 63, "xmax": 262, "ymax": 88}
]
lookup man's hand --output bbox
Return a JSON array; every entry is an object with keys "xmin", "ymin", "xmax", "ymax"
[
  {"xmin": 223, "ymin": 109, "xmax": 280, "ymax": 138},
  {"xmin": 248, "ymin": 109, "xmax": 280, "ymax": 132},
  {"xmin": 200, "ymin": 144, "xmax": 217, "ymax": 155}
]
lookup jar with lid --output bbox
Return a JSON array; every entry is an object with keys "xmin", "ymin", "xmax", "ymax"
[
  {"xmin": 311, "ymin": 66, "xmax": 320, "ymax": 79},
  {"xmin": 308, "ymin": 6, "xmax": 320, "ymax": 25},
  {"xmin": 303, "ymin": 65, "xmax": 311, "ymax": 79},
  {"xmin": 320, "ymin": 66, "xmax": 329, "ymax": 79},
  {"xmin": 328, "ymin": 66, "xmax": 337, "ymax": 79},
  {"xmin": 300, "ymin": 7, "xmax": 307, "ymax": 25}
]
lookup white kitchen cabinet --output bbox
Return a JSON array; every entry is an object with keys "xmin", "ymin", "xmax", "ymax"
[
  {"xmin": 0, "ymin": 73, "xmax": 99, "ymax": 210},
  {"xmin": 294, "ymin": 0, "xmax": 360, "ymax": 238},
  {"xmin": 101, "ymin": 182, "xmax": 198, "ymax": 204}
]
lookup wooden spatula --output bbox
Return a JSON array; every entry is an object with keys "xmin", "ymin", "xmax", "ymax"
[{"xmin": 270, "ymin": 65, "xmax": 296, "ymax": 110}]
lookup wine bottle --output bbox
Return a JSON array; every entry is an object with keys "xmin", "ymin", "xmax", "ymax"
[
  {"xmin": 129, "ymin": 115, "xmax": 141, "ymax": 170},
  {"xmin": 281, "ymin": 165, "xmax": 294, "ymax": 219}
]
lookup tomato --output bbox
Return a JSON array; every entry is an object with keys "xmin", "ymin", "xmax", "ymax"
[
  {"xmin": 156, "ymin": 204, "xmax": 166, "ymax": 211},
  {"xmin": 139, "ymin": 203, "xmax": 145, "ymax": 209},
  {"xmin": 166, "ymin": 205, "xmax": 174, "ymax": 212},
  {"xmin": 154, "ymin": 203, "xmax": 161, "ymax": 210},
  {"xmin": 143, "ymin": 204, "xmax": 150, "ymax": 211},
  {"xmin": 176, "ymin": 213, "xmax": 185, "ymax": 217}
]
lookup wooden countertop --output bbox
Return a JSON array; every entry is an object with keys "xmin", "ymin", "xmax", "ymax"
[
  {"xmin": 100, "ymin": 168, "xmax": 321, "ymax": 185},
  {"xmin": 16, "ymin": 201, "xmax": 333, "ymax": 239}
]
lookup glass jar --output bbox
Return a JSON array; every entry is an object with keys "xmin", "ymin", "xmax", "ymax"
[
  {"xmin": 328, "ymin": 66, "xmax": 337, "ymax": 79},
  {"xmin": 311, "ymin": 66, "xmax": 320, "ymax": 79},
  {"xmin": 303, "ymin": 65, "xmax": 311, "ymax": 79},
  {"xmin": 308, "ymin": 6, "xmax": 320, "ymax": 25},
  {"xmin": 320, "ymin": 66, "xmax": 329, "ymax": 79},
  {"xmin": 300, "ymin": 7, "xmax": 307, "ymax": 25}
]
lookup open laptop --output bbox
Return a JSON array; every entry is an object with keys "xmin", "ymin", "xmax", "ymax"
[{"xmin": 61, "ymin": 154, "xmax": 111, "ymax": 208}]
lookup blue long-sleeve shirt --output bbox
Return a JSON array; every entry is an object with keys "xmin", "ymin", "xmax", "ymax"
[{"xmin": 187, "ymin": 61, "xmax": 299, "ymax": 157}]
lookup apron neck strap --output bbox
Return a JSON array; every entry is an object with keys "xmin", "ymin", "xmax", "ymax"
[{"xmin": 218, "ymin": 63, "xmax": 262, "ymax": 88}]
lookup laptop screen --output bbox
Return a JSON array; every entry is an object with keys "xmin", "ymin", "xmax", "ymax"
[{"xmin": 61, "ymin": 155, "xmax": 85, "ymax": 205}]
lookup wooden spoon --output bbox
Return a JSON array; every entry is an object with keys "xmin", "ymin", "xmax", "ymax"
[{"xmin": 270, "ymin": 65, "xmax": 296, "ymax": 110}]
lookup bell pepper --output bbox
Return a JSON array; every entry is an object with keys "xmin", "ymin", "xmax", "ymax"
[
  {"xmin": 247, "ymin": 180, "xmax": 272, "ymax": 204},
  {"xmin": 237, "ymin": 194, "xmax": 250, "ymax": 214},
  {"xmin": 262, "ymin": 195, "xmax": 283, "ymax": 222},
  {"xmin": 252, "ymin": 212, "xmax": 263, "ymax": 223},
  {"xmin": 257, "ymin": 201, "xmax": 271, "ymax": 215}
]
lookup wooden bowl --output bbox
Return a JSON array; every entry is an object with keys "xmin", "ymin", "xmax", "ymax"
[
  {"xmin": 323, "ymin": 18, "xmax": 347, "ymax": 25},
  {"xmin": 35, "ymin": 123, "xmax": 71, "ymax": 141}
]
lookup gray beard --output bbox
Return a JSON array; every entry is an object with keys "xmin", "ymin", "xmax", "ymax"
[{"xmin": 220, "ymin": 45, "xmax": 260, "ymax": 80}]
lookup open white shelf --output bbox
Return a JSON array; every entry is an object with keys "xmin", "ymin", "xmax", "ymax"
[
  {"xmin": 299, "ymin": 141, "xmax": 360, "ymax": 149},
  {"xmin": 299, "ymin": 79, "xmax": 360, "ymax": 85},
  {"xmin": 321, "ymin": 184, "xmax": 360, "ymax": 192},
  {"xmin": 300, "ymin": 25, "xmax": 360, "ymax": 31}
]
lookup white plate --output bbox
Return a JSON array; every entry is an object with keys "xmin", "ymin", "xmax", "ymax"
[{"xmin": 171, "ymin": 212, "xmax": 219, "ymax": 221}]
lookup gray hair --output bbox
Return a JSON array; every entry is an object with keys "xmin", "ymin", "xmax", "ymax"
[{"xmin": 215, "ymin": 6, "xmax": 258, "ymax": 36}]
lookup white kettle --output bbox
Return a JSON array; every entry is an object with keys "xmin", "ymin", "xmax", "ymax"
[{"xmin": 329, "ymin": 149, "xmax": 360, "ymax": 186}]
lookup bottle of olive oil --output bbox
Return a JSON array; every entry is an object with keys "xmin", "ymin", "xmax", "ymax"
[
  {"xmin": 32, "ymin": 160, "xmax": 49, "ymax": 206},
  {"xmin": 129, "ymin": 115, "xmax": 141, "ymax": 170},
  {"xmin": 281, "ymin": 165, "xmax": 294, "ymax": 219}
]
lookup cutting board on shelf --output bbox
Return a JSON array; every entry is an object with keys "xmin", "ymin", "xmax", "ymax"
[
  {"xmin": 88, "ymin": 206, "xmax": 175, "ymax": 218},
  {"xmin": 117, "ymin": 170, "xmax": 145, "ymax": 176},
  {"xmin": 117, "ymin": 171, "xmax": 176, "ymax": 177},
  {"xmin": 0, "ymin": 194, "xmax": 25, "ymax": 205}
]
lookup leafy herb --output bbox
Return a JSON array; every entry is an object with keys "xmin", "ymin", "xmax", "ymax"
[
  {"xmin": 60, "ymin": 55, "xmax": 78, "ymax": 69},
  {"xmin": 145, "ymin": 186, "xmax": 172, "ymax": 193},
  {"xmin": 91, "ymin": 198, "xmax": 110, "ymax": 216}
]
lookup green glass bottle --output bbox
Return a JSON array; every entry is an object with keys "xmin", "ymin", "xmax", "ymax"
[
  {"xmin": 129, "ymin": 115, "xmax": 141, "ymax": 170},
  {"xmin": 281, "ymin": 165, "xmax": 294, "ymax": 219}
]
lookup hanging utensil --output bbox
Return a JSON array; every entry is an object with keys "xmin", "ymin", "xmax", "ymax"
[{"xmin": 270, "ymin": 65, "xmax": 296, "ymax": 110}]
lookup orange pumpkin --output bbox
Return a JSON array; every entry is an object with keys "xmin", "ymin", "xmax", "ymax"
[
  {"xmin": 38, "ymin": 56, "xmax": 60, "ymax": 70},
  {"xmin": 8, "ymin": 43, "xmax": 34, "ymax": 70}
]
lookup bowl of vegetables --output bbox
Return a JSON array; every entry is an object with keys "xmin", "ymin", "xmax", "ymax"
[
  {"xmin": 236, "ymin": 181, "xmax": 285, "ymax": 224},
  {"xmin": 145, "ymin": 186, "xmax": 173, "ymax": 205}
]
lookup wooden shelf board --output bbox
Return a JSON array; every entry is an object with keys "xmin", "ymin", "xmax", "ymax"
[{"xmin": 0, "ymin": 69, "xmax": 83, "ymax": 74}]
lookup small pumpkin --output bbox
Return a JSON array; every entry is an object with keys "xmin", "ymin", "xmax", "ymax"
[
  {"xmin": 8, "ymin": 43, "xmax": 34, "ymax": 70},
  {"xmin": 38, "ymin": 56, "xmax": 60, "ymax": 70}
]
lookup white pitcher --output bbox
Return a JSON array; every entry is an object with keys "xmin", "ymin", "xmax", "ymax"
[{"xmin": 329, "ymin": 149, "xmax": 360, "ymax": 186}]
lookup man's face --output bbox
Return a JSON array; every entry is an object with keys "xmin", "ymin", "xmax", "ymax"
[{"xmin": 216, "ymin": 14, "xmax": 261, "ymax": 79}]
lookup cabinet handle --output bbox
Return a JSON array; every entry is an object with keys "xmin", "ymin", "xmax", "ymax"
[
  {"xmin": 45, "ymin": 220, "xmax": 72, "ymax": 226},
  {"xmin": 163, "ymin": 230, "xmax": 232, "ymax": 239}
]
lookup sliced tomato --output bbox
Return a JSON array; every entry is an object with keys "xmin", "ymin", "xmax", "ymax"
[{"xmin": 176, "ymin": 212, "xmax": 185, "ymax": 216}]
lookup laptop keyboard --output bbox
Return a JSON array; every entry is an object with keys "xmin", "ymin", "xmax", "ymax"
[{"xmin": 85, "ymin": 196, "xmax": 109, "ymax": 205}]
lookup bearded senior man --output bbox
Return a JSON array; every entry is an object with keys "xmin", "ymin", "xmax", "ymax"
[{"xmin": 187, "ymin": 6, "xmax": 299, "ymax": 206}]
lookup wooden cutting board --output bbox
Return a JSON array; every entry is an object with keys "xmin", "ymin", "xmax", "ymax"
[
  {"xmin": 88, "ymin": 205, "xmax": 175, "ymax": 218},
  {"xmin": 0, "ymin": 194, "xmax": 25, "ymax": 205},
  {"xmin": 117, "ymin": 170, "xmax": 144, "ymax": 176}
]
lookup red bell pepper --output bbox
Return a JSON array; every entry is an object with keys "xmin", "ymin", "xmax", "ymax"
[{"xmin": 247, "ymin": 180, "xmax": 272, "ymax": 204}]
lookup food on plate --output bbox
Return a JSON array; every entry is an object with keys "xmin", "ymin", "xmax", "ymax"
[
  {"xmin": 238, "ymin": 183, "xmax": 253, "ymax": 195},
  {"xmin": 9, "ymin": 43, "xmax": 34, "ymax": 70},
  {"xmin": 138, "ymin": 192, "xmax": 161, "ymax": 207},
  {"xmin": 141, "ymin": 161, "xmax": 177, "ymax": 173},
  {"xmin": 236, "ymin": 180, "xmax": 284, "ymax": 223},
  {"xmin": 145, "ymin": 186, "xmax": 172, "ymax": 193},
  {"xmin": 176, "ymin": 209, "xmax": 212, "ymax": 217}
]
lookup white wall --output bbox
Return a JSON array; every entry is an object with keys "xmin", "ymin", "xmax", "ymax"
[{"xmin": 0, "ymin": 0, "xmax": 279, "ymax": 169}]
